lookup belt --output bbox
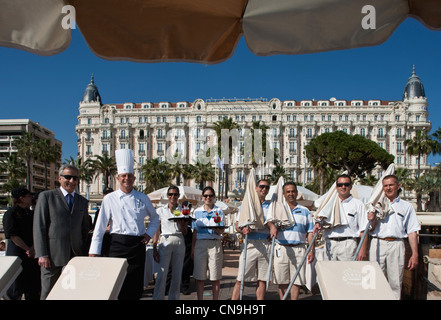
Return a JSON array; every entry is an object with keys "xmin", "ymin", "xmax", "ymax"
[
  {"xmin": 373, "ymin": 236, "xmax": 401, "ymax": 241},
  {"xmin": 281, "ymin": 243, "xmax": 305, "ymax": 247},
  {"xmin": 199, "ymin": 238, "xmax": 221, "ymax": 241},
  {"xmin": 329, "ymin": 237, "xmax": 354, "ymax": 242}
]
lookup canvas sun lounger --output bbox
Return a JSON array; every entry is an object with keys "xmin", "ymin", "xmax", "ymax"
[
  {"xmin": 46, "ymin": 257, "xmax": 128, "ymax": 300},
  {"xmin": 0, "ymin": 256, "xmax": 23, "ymax": 298},
  {"xmin": 316, "ymin": 260, "xmax": 395, "ymax": 300}
]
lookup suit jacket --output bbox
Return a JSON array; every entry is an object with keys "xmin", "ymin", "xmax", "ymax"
[{"xmin": 33, "ymin": 188, "xmax": 90, "ymax": 267}]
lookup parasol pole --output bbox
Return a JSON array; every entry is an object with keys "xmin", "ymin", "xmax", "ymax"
[
  {"xmin": 240, "ymin": 232, "xmax": 248, "ymax": 300},
  {"xmin": 266, "ymin": 236, "xmax": 275, "ymax": 291},
  {"xmin": 352, "ymin": 220, "xmax": 371, "ymax": 261},
  {"xmin": 282, "ymin": 230, "xmax": 319, "ymax": 300}
]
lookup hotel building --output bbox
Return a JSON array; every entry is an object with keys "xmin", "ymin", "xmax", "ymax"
[{"xmin": 76, "ymin": 68, "xmax": 431, "ymax": 202}]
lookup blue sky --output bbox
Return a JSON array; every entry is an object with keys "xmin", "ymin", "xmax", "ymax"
[{"xmin": 0, "ymin": 17, "xmax": 440, "ymax": 165}]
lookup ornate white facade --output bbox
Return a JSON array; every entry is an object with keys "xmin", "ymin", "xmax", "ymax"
[{"xmin": 76, "ymin": 68, "xmax": 431, "ymax": 201}]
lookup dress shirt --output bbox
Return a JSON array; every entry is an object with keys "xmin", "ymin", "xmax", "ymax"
[
  {"xmin": 89, "ymin": 188, "xmax": 160, "ymax": 255},
  {"xmin": 192, "ymin": 205, "xmax": 225, "ymax": 240},
  {"xmin": 323, "ymin": 195, "xmax": 368, "ymax": 239},
  {"xmin": 156, "ymin": 204, "xmax": 183, "ymax": 235},
  {"xmin": 59, "ymin": 187, "xmax": 75, "ymax": 202},
  {"xmin": 236, "ymin": 200, "xmax": 271, "ymax": 240},
  {"xmin": 369, "ymin": 197, "xmax": 421, "ymax": 238},
  {"xmin": 276, "ymin": 203, "xmax": 314, "ymax": 245}
]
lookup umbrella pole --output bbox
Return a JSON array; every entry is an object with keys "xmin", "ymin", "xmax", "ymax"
[
  {"xmin": 352, "ymin": 221, "xmax": 371, "ymax": 261},
  {"xmin": 240, "ymin": 233, "xmax": 248, "ymax": 300},
  {"xmin": 282, "ymin": 231, "xmax": 318, "ymax": 300},
  {"xmin": 266, "ymin": 236, "xmax": 275, "ymax": 292}
]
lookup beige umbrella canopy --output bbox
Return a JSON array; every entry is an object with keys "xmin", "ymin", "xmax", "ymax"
[
  {"xmin": 147, "ymin": 186, "xmax": 202, "ymax": 205},
  {"xmin": 1, "ymin": 0, "xmax": 440, "ymax": 64}
]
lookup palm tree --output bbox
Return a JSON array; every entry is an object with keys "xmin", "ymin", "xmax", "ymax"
[
  {"xmin": 192, "ymin": 161, "xmax": 215, "ymax": 189},
  {"xmin": 141, "ymin": 158, "xmax": 173, "ymax": 193},
  {"xmin": 13, "ymin": 132, "xmax": 39, "ymax": 190},
  {"xmin": 0, "ymin": 153, "xmax": 27, "ymax": 196},
  {"xmin": 213, "ymin": 117, "xmax": 238, "ymax": 199},
  {"xmin": 91, "ymin": 153, "xmax": 117, "ymax": 191},
  {"xmin": 64, "ymin": 156, "xmax": 96, "ymax": 196},
  {"xmin": 420, "ymin": 171, "xmax": 441, "ymax": 211},
  {"xmin": 359, "ymin": 174, "xmax": 378, "ymax": 186},
  {"xmin": 267, "ymin": 164, "xmax": 289, "ymax": 184},
  {"xmin": 405, "ymin": 129, "xmax": 437, "ymax": 211},
  {"xmin": 395, "ymin": 167, "xmax": 414, "ymax": 198},
  {"xmin": 35, "ymin": 138, "xmax": 61, "ymax": 190},
  {"xmin": 168, "ymin": 153, "xmax": 187, "ymax": 186}
]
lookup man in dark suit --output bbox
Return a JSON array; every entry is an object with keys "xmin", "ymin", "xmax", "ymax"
[{"xmin": 33, "ymin": 164, "xmax": 90, "ymax": 300}]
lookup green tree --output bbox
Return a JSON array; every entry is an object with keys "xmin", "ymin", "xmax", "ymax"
[
  {"xmin": 35, "ymin": 138, "xmax": 61, "ymax": 190},
  {"xmin": 305, "ymin": 131, "xmax": 394, "ymax": 182},
  {"xmin": 420, "ymin": 170, "xmax": 441, "ymax": 212},
  {"xmin": 141, "ymin": 158, "xmax": 173, "ymax": 193},
  {"xmin": 213, "ymin": 117, "xmax": 239, "ymax": 199},
  {"xmin": 64, "ymin": 156, "xmax": 96, "ymax": 195},
  {"xmin": 191, "ymin": 161, "xmax": 215, "ymax": 189},
  {"xmin": 0, "ymin": 153, "xmax": 27, "ymax": 197},
  {"xmin": 13, "ymin": 132, "xmax": 39, "ymax": 190},
  {"xmin": 91, "ymin": 153, "xmax": 117, "ymax": 191},
  {"xmin": 267, "ymin": 164, "xmax": 289, "ymax": 184},
  {"xmin": 405, "ymin": 129, "xmax": 438, "ymax": 211}
]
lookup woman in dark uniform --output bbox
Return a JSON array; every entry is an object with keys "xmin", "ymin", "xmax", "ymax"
[{"xmin": 2, "ymin": 188, "xmax": 41, "ymax": 299}]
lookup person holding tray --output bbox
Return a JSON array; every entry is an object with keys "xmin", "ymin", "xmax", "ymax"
[
  {"xmin": 152, "ymin": 185, "xmax": 190, "ymax": 300},
  {"xmin": 191, "ymin": 186, "xmax": 225, "ymax": 300}
]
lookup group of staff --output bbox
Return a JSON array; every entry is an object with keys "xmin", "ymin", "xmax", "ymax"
[
  {"xmin": 233, "ymin": 172, "xmax": 420, "ymax": 300},
  {"xmin": 2, "ymin": 148, "xmax": 420, "ymax": 301}
]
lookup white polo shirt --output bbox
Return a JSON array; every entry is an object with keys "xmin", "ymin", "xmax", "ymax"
[
  {"xmin": 156, "ymin": 204, "xmax": 184, "ymax": 236},
  {"xmin": 323, "ymin": 195, "xmax": 368, "ymax": 239},
  {"xmin": 370, "ymin": 197, "xmax": 421, "ymax": 239}
]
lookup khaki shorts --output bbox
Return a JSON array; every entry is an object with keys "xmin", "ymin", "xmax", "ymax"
[
  {"xmin": 273, "ymin": 243, "xmax": 307, "ymax": 285},
  {"xmin": 236, "ymin": 239, "xmax": 270, "ymax": 282},
  {"xmin": 193, "ymin": 239, "xmax": 223, "ymax": 281}
]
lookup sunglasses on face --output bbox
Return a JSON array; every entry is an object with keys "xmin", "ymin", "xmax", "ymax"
[
  {"xmin": 61, "ymin": 175, "xmax": 79, "ymax": 181},
  {"xmin": 202, "ymin": 194, "xmax": 215, "ymax": 198},
  {"xmin": 337, "ymin": 183, "xmax": 351, "ymax": 187},
  {"xmin": 258, "ymin": 185, "xmax": 270, "ymax": 190},
  {"xmin": 167, "ymin": 193, "xmax": 180, "ymax": 197}
]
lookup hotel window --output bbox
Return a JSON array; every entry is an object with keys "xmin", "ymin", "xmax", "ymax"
[
  {"xmin": 105, "ymin": 118, "xmax": 109, "ymax": 123},
  {"xmin": 196, "ymin": 116, "xmax": 202, "ymax": 122}
]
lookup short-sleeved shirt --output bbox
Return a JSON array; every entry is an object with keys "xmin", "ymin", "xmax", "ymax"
[
  {"xmin": 236, "ymin": 201, "xmax": 271, "ymax": 240},
  {"xmin": 3, "ymin": 206, "xmax": 34, "ymax": 257},
  {"xmin": 192, "ymin": 205, "xmax": 225, "ymax": 240},
  {"xmin": 323, "ymin": 195, "xmax": 368, "ymax": 239},
  {"xmin": 370, "ymin": 197, "xmax": 421, "ymax": 238},
  {"xmin": 156, "ymin": 204, "xmax": 183, "ymax": 235},
  {"xmin": 276, "ymin": 203, "xmax": 314, "ymax": 245}
]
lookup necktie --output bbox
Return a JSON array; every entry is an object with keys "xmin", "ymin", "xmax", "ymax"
[{"xmin": 66, "ymin": 194, "xmax": 73, "ymax": 211}]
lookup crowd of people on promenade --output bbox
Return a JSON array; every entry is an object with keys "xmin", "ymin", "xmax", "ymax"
[{"xmin": 1, "ymin": 149, "xmax": 420, "ymax": 300}]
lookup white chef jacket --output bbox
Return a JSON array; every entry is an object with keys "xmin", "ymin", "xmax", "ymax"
[{"xmin": 89, "ymin": 188, "xmax": 160, "ymax": 255}]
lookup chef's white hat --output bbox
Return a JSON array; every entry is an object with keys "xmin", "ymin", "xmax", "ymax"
[{"xmin": 115, "ymin": 149, "xmax": 134, "ymax": 174}]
